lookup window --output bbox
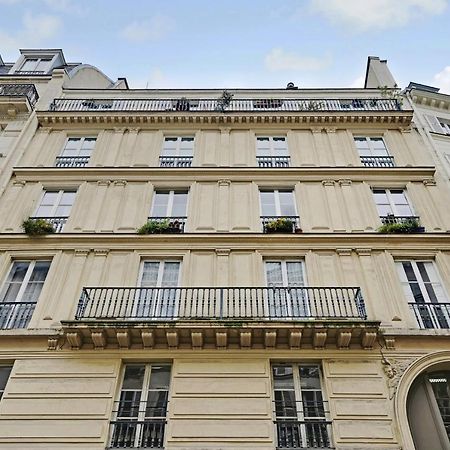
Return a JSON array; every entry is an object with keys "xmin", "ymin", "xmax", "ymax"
[
  {"xmin": 110, "ymin": 364, "xmax": 171, "ymax": 449},
  {"xmin": 55, "ymin": 137, "xmax": 96, "ymax": 167},
  {"xmin": 18, "ymin": 58, "xmax": 52, "ymax": 73},
  {"xmin": 265, "ymin": 260, "xmax": 308, "ymax": 318},
  {"xmin": 256, "ymin": 137, "xmax": 290, "ymax": 167},
  {"xmin": 160, "ymin": 137, "xmax": 194, "ymax": 167},
  {"xmin": 396, "ymin": 261, "xmax": 450, "ymax": 329},
  {"xmin": 272, "ymin": 364, "xmax": 331, "ymax": 449},
  {"xmin": 0, "ymin": 366, "xmax": 12, "ymax": 400},
  {"xmin": 354, "ymin": 137, "xmax": 394, "ymax": 167},
  {"xmin": 151, "ymin": 190, "xmax": 187, "ymax": 218},
  {"xmin": 0, "ymin": 260, "xmax": 51, "ymax": 329},
  {"xmin": 33, "ymin": 190, "xmax": 76, "ymax": 232},
  {"xmin": 135, "ymin": 261, "xmax": 181, "ymax": 318},
  {"xmin": 259, "ymin": 189, "xmax": 299, "ymax": 232},
  {"xmin": 439, "ymin": 119, "xmax": 450, "ymax": 135},
  {"xmin": 373, "ymin": 189, "xmax": 415, "ymax": 220}
]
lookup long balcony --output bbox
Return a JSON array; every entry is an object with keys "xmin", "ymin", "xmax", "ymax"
[
  {"xmin": 49, "ymin": 98, "xmax": 403, "ymax": 113},
  {"xmin": 60, "ymin": 286, "xmax": 379, "ymax": 350},
  {"xmin": 0, "ymin": 83, "xmax": 39, "ymax": 114}
]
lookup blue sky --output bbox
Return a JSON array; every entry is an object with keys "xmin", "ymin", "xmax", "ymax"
[{"xmin": 0, "ymin": 0, "xmax": 449, "ymax": 92}]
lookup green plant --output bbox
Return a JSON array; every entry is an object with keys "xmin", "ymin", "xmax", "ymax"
[
  {"xmin": 137, "ymin": 219, "xmax": 171, "ymax": 234},
  {"xmin": 265, "ymin": 218, "xmax": 295, "ymax": 233},
  {"xmin": 377, "ymin": 219, "xmax": 423, "ymax": 234},
  {"xmin": 216, "ymin": 90, "xmax": 234, "ymax": 112},
  {"xmin": 22, "ymin": 218, "xmax": 55, "ymax": 236},
  {"xmin": 378, "ymin": 85, "xmax": 403, "ymax": 107}
]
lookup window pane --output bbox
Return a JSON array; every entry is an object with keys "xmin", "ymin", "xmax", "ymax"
[
  {"xmin": 279, "ymin": 191, "xmax": 296, "ymax": 216},
  {"xmin": 161, "ymin": 263, "xmax": 179, "ymax": 286},
  {"xmin": 20, "ymin": 59, "xmax": 38, "ymax": 71},
  {"xmin": 260, "ymin": 191, "xmax": 276, "ymax": 216},
  {"xmin": 122, "ymin": 365, "xmax": 145, "ymax": 390},
  {"xmin": 272, "ymin": 365, "xmax": 294, "ymax": 389},
  {"xmin": 171, "ymin": 193, "xmax": 187, "ymax": 216},
  {"xmin": 82, "ymin": 138, "xmax": 96, "ymax": 149},
  {"xmin": 141, "ymin": 262, "xmax": 160, "ymax": 287},
  {"xmin": 286, "ymin": 262, "xmax": 304, "ymax": 286},
  {"xmin": 41, "ymin": 192, "xmax": 58, "ymax": 206},
  {"xmin": 149, "ymin": 365, "xmax": 171, "ymax": 390},
  {"xmin": 354, "ymin": 138, "xmax": 369, "ymax": 149},
  {"xmin": 145, "ymin": 390, "xmax": 169, "ymax": 417},
  {"xmin": 28, "ymin": 261, "xmax": 50, "ymax": 282},
  {"xmin": 7, "ymin": 262, "xmax": 29, "ymax": 283},
  {"xmin": 0, "ymin": 366, "xmax": 12, "ymax": 391},
  {"xmin": 266, "ymin": 262, "xmax": 283, "ymax": 286},
  {"xmin": 152, "ymin": 192, "xmax": 169, "ymax": 216},
  {"xmin": 299, "ymin": 366, "xmax": 321, "ymax": 390}
]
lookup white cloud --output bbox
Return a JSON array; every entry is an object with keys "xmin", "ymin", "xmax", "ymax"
[
  {"xmin": 0, "ymin": 11, "xmax": 62, "ymax": 53},
  {"xmin": 349, "ymin": 75, "xmax": 365, "ymax": 88},
  {"xmin": 434, "ymin": 66, "xmax": 450, "ymax": 94},
  {"xmin": 310, "ymin": 0, "xmax": 447, "ymax": 31},
  {"xmin": 44, "ymin": 0, "xmax": 86, "ymax": 15},
  {"xmin": 120, "ymin": 15, "xmax": 174, "ymax": 43},
  {"xmin": 265, "ymin": 48, "xmax": 332, "ymax": 72}
]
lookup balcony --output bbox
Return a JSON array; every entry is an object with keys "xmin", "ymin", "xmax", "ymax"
[
  {"xmin": 143, "ymin": 217, "xmax": 187, "ymax": 234},
  {"xmin": 0, "ymin": 83, "xmax": 39, "ymax": 114},
  {"xmin": 54, "ymin": 156, "xmax": 89, "ymax": 168},
  {"xmin": 60, "ymin": 286, "xmax": 379, "ymax": 350},
  {"xmin": 49, "ymin": 98, "xmax": 403, "ymax": 113},
  {"xmin": 257, "ymin": 156, "xmax": 290, "ymax": 168},
  {"xmin": 159, "ymin": 156, "xmax": 193, "ymax": 167},
  {"xmin": 28, "ymin": 216, "xmax": 67, "ymax": 233},
  {"xmin": 409, "ymin": 303, "xmax": 450, "ymax": 329},
  {"xmin": 261, "ymin": 216, "xmax": 301, "ymax": 233},
  {"xmin": 380, "ymin": 215, "xmax": 424, "ymax": 232},
  {"xmin": 360, "ymin": 156, "xmax": 395, "ymax": 168},
  {"xmin": 275, "ymin": 420, "xmax": 333, "ymax": 449},
  {"xmin": 108, "ymin": 419, "xmax": 165, "ymax": 449},
  {"xmin": 0, "ymin": 302, "xmax": 35, "ymax": 329}
]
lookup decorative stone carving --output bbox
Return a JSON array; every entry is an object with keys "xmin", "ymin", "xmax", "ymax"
[
  {"xmin": 423, "ymin": 178, "xmax": 437, "ymax": 186},
  {"xmin": 382, "ymin": 357, "xmax": 418, "ymax": 399},
  {"xmin": 218, "ymin": 179, "xmax": 231, "ymax": 186}
]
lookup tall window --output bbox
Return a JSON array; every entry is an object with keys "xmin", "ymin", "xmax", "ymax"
[
  {"xmin": 265, "ymin": 261, "xmax": 308, "ymax": 317},
  {"xmin": 0, "ymin": 261, "xmax": 51, "ymax": 329},
  {"xmin": 372, "ymin": 189, "xmax": 415, "ymax": 221},
  {"xmin": 160, "ymin": 137, "xmax": 194, "ymax": 167},
  {"xmin": 136, "ymin": 261, "xmax": 181, "ymax": 319},
  {"xmin": 18, "ymin": 58, "xmax": 52, "ymax": 73},
  {"xmin": 55, "ymin": 137, "xmax": 96, "ymax": 167},
  {"xmin": 354, "ymin": 137, "xmax": 394, "ymax": 167},
  {"xmin": 110, "ymin": 364, "xmax": 171, "ymax": 449},
  {"xmin": 149, "ymin": 190, "xmax": 188, "ymax": 233},
  {"xmin": 33, "ymin": 190, "xmax": 76, "ymax": 232},
  {"xmin": 272, "ymin": 364, "xmax": 331, "ymax": 449},
  {"xmin": 0, "ymin": 366, "xmax": 12, "ymax": 400},
  {"xmin": 396, "ymin": 261, "xmax": 449, "ymax": 329},
  {"xmin": 256, "ymin": 137, "xmax": 290, "ymax": 167},
  {"xmin": 259, "ymin": 189, "xmax": 299, "ymax": 232}
]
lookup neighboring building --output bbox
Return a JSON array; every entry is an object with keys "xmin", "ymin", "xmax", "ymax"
[{"xmin": 0, "ymin": 52, "xmax": 448, "ymax": 450}]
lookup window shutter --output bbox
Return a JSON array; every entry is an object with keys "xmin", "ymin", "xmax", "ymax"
[{"xmin": 424, "ymin": 114, "xmax": 444, "ymax": 133}]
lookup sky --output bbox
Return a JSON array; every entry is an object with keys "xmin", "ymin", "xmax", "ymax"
[{"xmin": 0, "ymin": 0, "xmax": 449, "ymax": 92}]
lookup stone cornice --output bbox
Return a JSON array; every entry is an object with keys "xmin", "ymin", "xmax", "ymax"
[
  {"xmin": 0, "ymin": 232, "xmax": 449, "ymax": 252},
  {"xmin": 36, "ymin": 110, "xmax": 413, "ymax": 128},
  {"xmin": 12, "ymin": 166, "xmax": 436, "ymax": 184}
]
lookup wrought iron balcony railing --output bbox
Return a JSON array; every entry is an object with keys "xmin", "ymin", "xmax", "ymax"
[
  {"xmin": 275, "ymin": 420, "xmax": 333, "ymax": 449},
  {"xmin": 0, "ymin": 302, "xmax": 35, "ymax": 329},
  {"xmin": 108, "ymin": 419, "xmax": 166, "ymax": 449},
  {"xmin": 159, "ymin": 156, "xmax": 193, "ymax": 167},
  {"xmin": 54, "ymin": 156, "xmax": 90, "ymax": 168},
  {"xmin": 380, "ymin": 215, "xmax": 420, "ymax": 225},
  {"xmin": 0, "ymin": 83, "xmax": 39, "ymax": 107},
  {"xmin": 29, "ymin": 216, "xmax": 68, "ymax": 233},
  {"xmin": 145, "ymin": 217, "xmax": 187, "ymax": 233},
  {"xmin": 257, "ymin": 156, "xmax": 291, "ymax": 167},
  {"xmin": 360, "ymin": 156, "xmax": 395, "ymax": 167},
  {"xmin": 75, "ymin": 286, "xmax": 366, "ymax": 321},
  {"xmin": 409, "ymin": 303, "xmax": 450, "ymax": 329},
  {"xmin": 261, "ymin": 216, "xmax": 301, "ymax": 233},
  {"xmin": 49, "ymin": 98, "xmax": 403, "ymax": 113}
]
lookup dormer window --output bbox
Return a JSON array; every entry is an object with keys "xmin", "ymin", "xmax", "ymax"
[{"xmin": 17, "ymin": 58, "xmax": 52, "ymax": 74}]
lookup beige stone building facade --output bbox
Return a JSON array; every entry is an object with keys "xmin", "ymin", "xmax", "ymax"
[{"xmin": 0, "ymin": 52, "xmax": 449, "ymax": 449}]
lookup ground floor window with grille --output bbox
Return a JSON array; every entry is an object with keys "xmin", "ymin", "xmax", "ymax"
[
  {"xmin": 272, "ymin": 364, "xmax": 332, "ymax": 449},
  {"xmin": 109, "ymin": 364, "xmax": 171, "ymax": 448}
]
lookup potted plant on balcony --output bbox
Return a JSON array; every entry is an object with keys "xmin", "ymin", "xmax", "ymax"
[
  {"xmin": 377, "ymin": 218, "xmax": 424, "ymax": 234},
  {"xmin": 22, "ymin": 218, "xmax": 55, "ymax": 236},
  {"xmin": 137, "ymin": 219, "xmax": 183, "ymax": 235},
  {"xmin": 216, "ymin": 90, "xmax": 234, "ymax": 112},
  {"xmin": 265, "ymin": 217, "xmax": 296, "ymax": 233}
]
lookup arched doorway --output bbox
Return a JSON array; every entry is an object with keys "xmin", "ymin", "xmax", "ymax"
[{"xmin": 406, "ymin": 363, "xmax": 450, "ymax": 450}]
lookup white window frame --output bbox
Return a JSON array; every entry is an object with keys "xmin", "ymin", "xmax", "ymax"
[
  {"xmin": 35, "ymin": 189, "xmax": 76, "ymax": 218},
  {"xmin": 256, "ymin": 136, "xmax": 289, "ymax": 157},
  {"xmin": 138, "ymin": 260, "xmax": 181, "ymax": 288},
  {"xmin": 112, "ymin": 363, "xmax": 171, "ymax": 449},
  {"xmin": 372, "ymin": 188, "xmax": 414, "ymax": 217},
  {"xmin": 60, "ymin": 137, "xmax": 97, "ymax": 158},
  {"xmin": 18, "ymin": 57, "xmax": 53, "ymax": 73},
  {"xmin": 161, "ymin": 136, "xmax": 195, "ymax": 157},
  {"xmin": 150, "ymin": 190, "xmax": 188, "ymax": 218},
  {"xmin": 0, "ymin": 260, "xmax": 51, "ymax": 304},
  {"xmin": 354, "ymin": 136, "xmax": 390, "ymax": 157},
  {"xmin": 272, "ymin": 363, "xmax": 330, "ymax": 447},
  {"xmin": 264, "ymin": 260, "xmax": 307, "ymax": 287},
  {"xmin": 259, "ymin": 189, "xmax": 297, "ymax": 217}
]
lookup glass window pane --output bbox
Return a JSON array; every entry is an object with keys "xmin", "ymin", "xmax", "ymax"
[
  {"xmin": 122, "ymin": 365, "xmax": 145, "ymax": 390},
  {"xmin": 299, "ymin": 366, "xmax": 321, "ymax": 390},
  {"xmin": 161, "ymin": 262, "xmax": 179, "ymax": 286},
  {"xmin": 171, "ymin": 193, "xmax": 187, "ymax": 216},
  {"xmin": 260, "ymin": 191, "xmax": 276, "ymax": 216},
  {"xmin": 41, "ymin": 192, "xmax": 58, "ymax": 206},
  {"xmin": 0, "ymin": 366, "xmax": 12, "ymax": 391},
  {"xmin": 149, "ymin": 365, "xmax": 171, "ymax": 390},
  {"xmin": 266, "ymin": 262, "xmax": 283, "ymax": 286},
  {"xmin": 145, "ymin": 390, "xmax": 168, "ymax": 417},
  {"xmin": 82, "ymin": 138, "xmax": 96, "ymax": 149},
  {"xmin": 272, "ymin": 365, "xmax": 294, "ymax": 389},
  {"xmin": 354, "ymin": 138, "xmax": 369, "ymax": 149},
  {"xmin": 28, "ymin": 261, "xmax": 50, "ymax": 282},
  {"xmin": 286, "ymin": 262, "xmax": 304, "ymax": 286},
  {"xmin": 55, "ymin": 205, "xmax": 72, "ymax": 216},
  {"xmin": 35, "ymin": 206, "xmax": 53, "ymax": 217},
  {"xmin": 141, "ymin": 262, "xmax": 160, "ymax": 286},
  {"xmin": 279, "ymin": 191, "xmax": 296, "ymax": 216},
  {"xmin": 152, "ymin": 192, "xmax": 169, "ymax": 216}
]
